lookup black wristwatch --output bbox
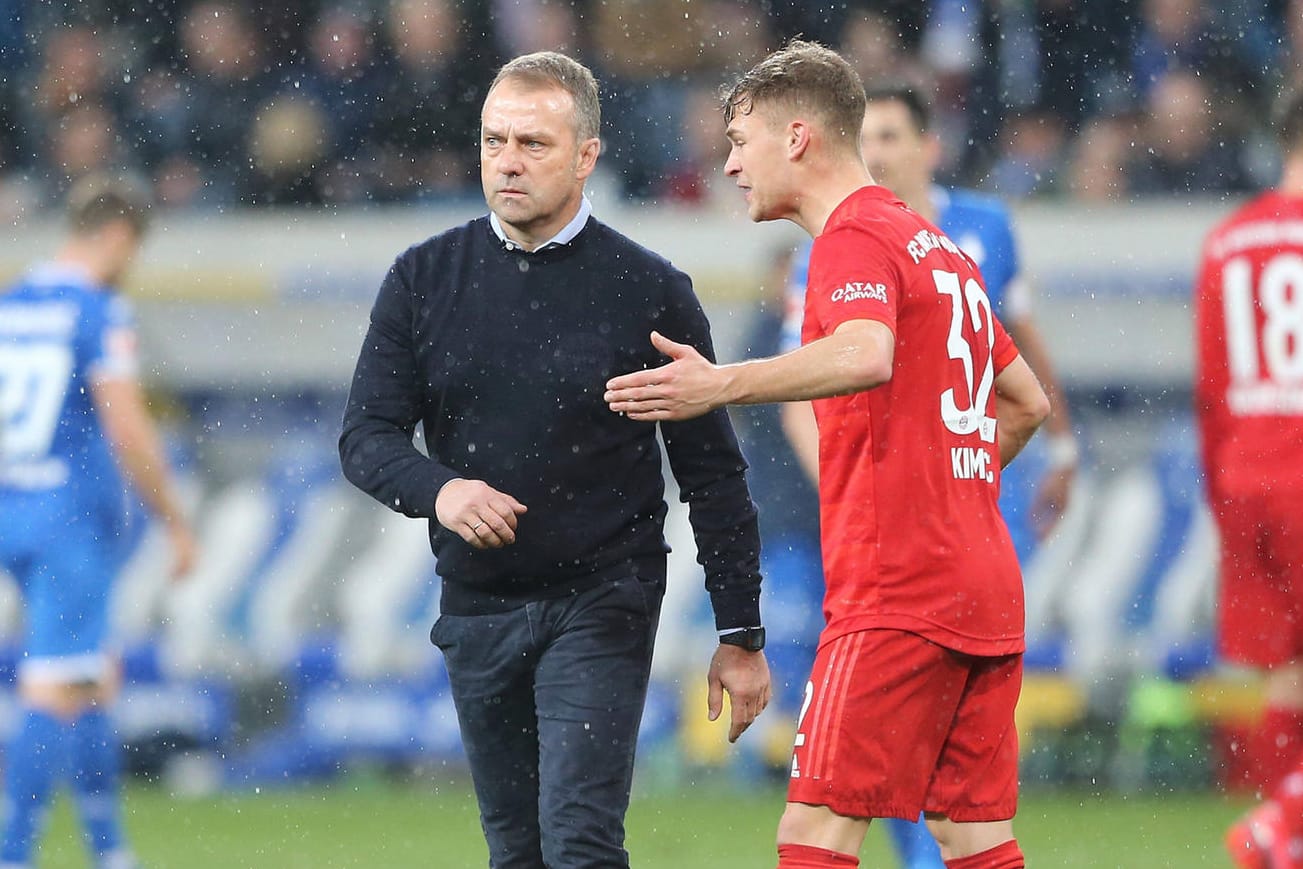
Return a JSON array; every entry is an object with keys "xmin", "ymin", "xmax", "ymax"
[{"xmin": 718, "ymin": 626, "xmax": 766, "ymax": 652}]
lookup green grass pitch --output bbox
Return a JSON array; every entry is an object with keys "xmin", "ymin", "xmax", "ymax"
[{"xmin": 31, "ymin": 777, "xmax": 1251, "ymax": 868}]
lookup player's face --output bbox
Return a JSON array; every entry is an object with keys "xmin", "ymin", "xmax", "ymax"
[
  {"xmin": 480, "ymin": 78, "xmax": 598, "ymax": 245},
  {"xmin": 723, "ymin": 104, "xmax": 793, "ymax": 223},
  {"xmin": 101, "ymin": 221, "xmax": 142, "ymax": 286},
  {"xmin": 860, "ymin": 99, "xmax": 937, "ymax": 197}
]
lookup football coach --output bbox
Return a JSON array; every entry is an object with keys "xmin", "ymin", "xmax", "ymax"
[{"xmin": 339, "ymin": 50, "xmax": 771, "ymax": 868}]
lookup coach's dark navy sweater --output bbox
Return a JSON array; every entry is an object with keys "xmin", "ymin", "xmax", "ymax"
[{"xmin": 339, "ymin": 216, "xmax": 762, "ymax": 629}]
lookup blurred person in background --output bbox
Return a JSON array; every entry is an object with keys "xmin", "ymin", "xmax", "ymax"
[
  {"xmin": 1064, "ymin": 114, "xmax": 1136, "ymax": 203},
  {"xmin": 661, "ymin": 82, "xmax": 743, "ymax": 207},
  {"xmin": 339, "ymin": 51, "xmax": 771, "ymax": 868},
  {"xmin": 491, "ymin": 0, "xmax": 579, "ymax": 58},
  {"xmin": 1024, "ymin": 0, "xmax": 1134, "ymax": 131},
  {"xmin": 771, "ymin": 78, "xmax": 1079, "ymax": 869},
  {"xmin": 22, "ymin": 25, "xmax": 123, "ymax": 139},
  {"xmin": 243, "ymin": 93, "xmax": 332, "ymax": 206},
  {"xmin": 120, "ymin": 68, "xmax": 192, "ymax": 198},
  {"xmin": 16, "ymin": 24, "xmax": 133, "ymax": 205},
  {"xmin": 40, "ymin": 103, "xmax": 132, "ymax": 204},
  {"xmin": 295, "ymin": 4, "xmax": 382, "ymax": 204},
  {"xmin": 0, "ymin": 175, "xmax": 196, "ymax": 869},
  {"xmin": 605, "ymin": 40, "xmax": 1050, "ymax": 869},
  {"xmin": 175, "ymin": 1, "xmax": 268, "ymax": 206},
  {"xmin": 837, "ymin": 11, "xmax": 932, "ymax": 124},
  {"xmin": 592, "ymin": 0, "xmax": 707, "ymax": 198},
  {"xmin": 1130, "ymin": 0, "xmax": 1263, "ymax": 104},
  {"xmin": 1128, "ymin": 70, "xmax": 1252, "ymax": 196},
  {"xmin": 1196, "ymin": 90, "xmax": 1303, "ymax": 869},
  {"xmin": 982, "ymin": 106, "xmax": 1066, "ymax": 200},
  {"xmin": 368, "ymin": 0, "xmax": 488, "ymax": 201},
  {"xmin": 1286, "ymin": 0, "xmax": 1303, "ymax": 93}
]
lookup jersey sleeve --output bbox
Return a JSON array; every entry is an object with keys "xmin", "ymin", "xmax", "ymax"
[
  {"xmin": 805, "ymin": 227, "xmax": 899, "ymax": 341},
  {"xmin": 86, "ymin": 294, "xmax": 139, "ymax": 382}
]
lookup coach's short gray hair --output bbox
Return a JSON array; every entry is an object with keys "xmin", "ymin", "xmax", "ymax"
[{"xmin": 489, "ymin": 51, "xmax": 601, "ymax": 142}]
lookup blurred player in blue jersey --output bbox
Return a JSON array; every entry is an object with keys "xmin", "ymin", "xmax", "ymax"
[
  {"xmin": 0, "ymin": 176, "xmax": 196, "ymax": 869},
  {"xmin": 778, "ymin": 85, "xmax": 1078, "ymax": 869}
]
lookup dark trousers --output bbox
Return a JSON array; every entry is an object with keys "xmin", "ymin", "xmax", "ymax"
[{"xmin": 430, "ymin": 573, "xmax": 665, "ymax": 869}]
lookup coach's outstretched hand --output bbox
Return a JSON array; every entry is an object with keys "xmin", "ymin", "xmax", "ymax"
[
  {"xmin": 708, "ymin": 644, "xmax": 772, "ymax": 743},
  {"xmin": 605, "ymin": 331, "xmax": 728, "ymax": 422}
]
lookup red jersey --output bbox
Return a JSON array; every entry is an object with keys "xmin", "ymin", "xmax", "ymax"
[
  {"xmin": 803, "ymin": 186, "xmax": 1023, "ymax": 656},
  {"xmin": 1194, "ymin": 191, "xmax": 1303, "ymax": 503}
]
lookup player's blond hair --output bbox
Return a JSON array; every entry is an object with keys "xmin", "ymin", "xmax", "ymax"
[{"xmin": 723, "ymin": 39, "xmax": 866, "ymax": 152}]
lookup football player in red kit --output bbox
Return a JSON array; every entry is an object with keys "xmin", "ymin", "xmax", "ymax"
[
  {"xmin": 604, "ymin": 40, "xmax": 1049, "ymax": 869},
  {"xmin": 1197, "ymin": 90, "xmax": 1303, "ymax": 869}
]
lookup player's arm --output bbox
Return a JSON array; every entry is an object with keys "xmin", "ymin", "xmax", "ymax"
[
  {"xmin": 993, "ymin": 354, "xmax": 1050, "ymax": 468},
  {"xmin": 780, "ymin": 401, "xmax": 819, "ymax": 484},
  {"xmin": 1006, "ymin": 312, "xmax": 1078, "ymax": 529},
  {"xmin": 91, "ymin": 374, "xmax": 196, "ymax": 578},
  {"xmin": 605, "ymin": 319, "xmax": 893, "ymax": 421}
]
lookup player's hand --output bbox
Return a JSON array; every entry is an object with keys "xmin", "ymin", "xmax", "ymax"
[
  {"xmin": 167, "ymin": 519, "xmax": 198, "ymax": 580},
  {"xmin": 1032, "ymin": 465, "xmax": 1074, "ymax": 539},
  {"xmin": 435, "ymin": 478, "xmax": 528, "ymax": 550},
  {"xmin": 604, "ymin": 331, "xmax": 728, "ymax": 421},
  {"xmin": 707, "ymin": 644, "xmax": 771, "ymax": 743}
]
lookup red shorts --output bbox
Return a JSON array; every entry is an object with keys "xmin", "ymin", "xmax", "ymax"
[
  {"xmin": 1216, "ymin": 491, "xmax": 1303, "ymax": 667},
  {"xmin": 786, "ymin": 629, "xmax": 1021, "ymax": 822}
]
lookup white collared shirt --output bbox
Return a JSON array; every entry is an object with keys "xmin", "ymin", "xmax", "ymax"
[{"xmin": 489, "ymin": 195, "xmax": 593, "ymax": 253}]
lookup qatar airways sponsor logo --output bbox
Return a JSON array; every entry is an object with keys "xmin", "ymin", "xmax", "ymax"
[{"xmin": 830, "ymin": 281, "xmax": 888, "ymax": 304}]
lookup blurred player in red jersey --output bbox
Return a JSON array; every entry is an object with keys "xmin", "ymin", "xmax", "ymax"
[
  {"xmin": 1197, "ymin": 90, "xmax": 1303, "ymax": 869},
  {"xmin": 605, "ymin": 41, "xmax": 1049, "ymax": 869}
]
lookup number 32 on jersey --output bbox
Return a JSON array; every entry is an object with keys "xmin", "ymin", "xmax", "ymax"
[{"xmin": 934, "ymin": 269, "xmax": 997, "ymax": 483}]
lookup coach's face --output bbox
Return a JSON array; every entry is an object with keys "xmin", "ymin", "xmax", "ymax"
[
  {"xmin": 723, "ymin": 103, "xmax": 795, "ymax": 223},
  {"xmin": 481, "ymin": 78, "xmax": 599, "ymax": 249}
]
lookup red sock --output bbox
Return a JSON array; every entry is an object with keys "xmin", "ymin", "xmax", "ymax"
[
  {"xmin": 944, "ymin": 839, "xmax": 1025, "ymax": 869},
  {"xmin": 1253, "ymin": 706, "xmax": 1303, "ymax": 792},
  {"xmin": 776, "ymin": 843, "xmax": 860, "ymax": 868}
]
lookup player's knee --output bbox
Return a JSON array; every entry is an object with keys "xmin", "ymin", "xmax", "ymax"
[
  {"xmin": 927, "ymin": 818, "xmax": 1016, "ymax": 859},
  {"xmin": 19, "ymin": 678, "xmax": 108, "ymax": 720},
  {"xmin": 937, "ymin": 839, "xmax": 1023, "ymax": 869},
  {"xmin": 924, "ymin": 817, "xmax": 1017, "ymax": 865},
  {"xmin": 775, "ymin": 803, "xmax": 867, "ymax": 855},
  {"xmin": 775, "ymin": 805, "xmax": 809, "ymax": 846}
]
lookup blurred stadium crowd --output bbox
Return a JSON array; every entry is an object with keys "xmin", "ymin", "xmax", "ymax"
[{"xmin": 0, "ymin": 0, "xmax": 1301, "ymax": 217}]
